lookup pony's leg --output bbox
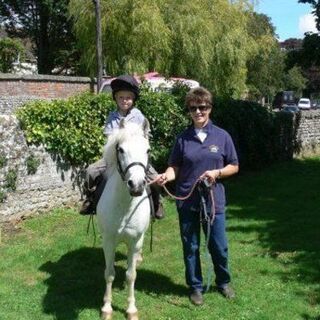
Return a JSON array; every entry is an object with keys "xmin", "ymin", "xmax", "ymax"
[
  {"xmin": 126, "ymin": 237, "xmax": 144, "ymax": 320},
  {"xmin": 101, "ymin": 240, "xmax": 116, "ymax": 320},
  {"xmin": 136, "ymin": 248, "xmax": 143, "ymax": 265}
]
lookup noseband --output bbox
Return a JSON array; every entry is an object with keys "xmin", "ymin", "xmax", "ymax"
[{"xmin": 116, "ymin": 143, "xmax": 149, "ymax": 181}]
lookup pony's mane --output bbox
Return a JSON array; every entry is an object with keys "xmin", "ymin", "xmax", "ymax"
[{"xmin": 103, "ymin": 122, "xmax": 148, "ymax": 171}]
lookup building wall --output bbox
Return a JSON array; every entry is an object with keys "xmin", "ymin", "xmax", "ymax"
[{"xmin": 0, "ymin": 74, "xmax": 95, "ymax": 99}]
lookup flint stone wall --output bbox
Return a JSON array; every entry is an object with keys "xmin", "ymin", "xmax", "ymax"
[
  {"xmin": 297, "ymin": 110, "xmax": 320, "ymax": 151},
  {"xmin": 0, "ymin": 114, "xmax": 81, "ymax": 222},
  {"xmin": 0, "ymin": 74, "xmax": 93, "ymax": 222}
]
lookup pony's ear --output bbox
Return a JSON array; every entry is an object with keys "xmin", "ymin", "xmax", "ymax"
[
  {"xmin": 119, "ymin": 118, "xmax": 126, "ymax": 128},
  {"xmin": 142, "ymin": 118, "xmax": 150, "ymax": 138}
]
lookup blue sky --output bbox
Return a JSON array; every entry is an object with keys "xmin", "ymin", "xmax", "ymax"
[{"xmin": 255, "ymin": 0, "xmax": 317, "ymax": 40}]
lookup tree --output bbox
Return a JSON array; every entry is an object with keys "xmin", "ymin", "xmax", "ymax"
[
  {"xmin": 0, "ymin": 0, "xmax": 79, "ymax": 74},
  {"xmin": 164, "ymin": 0, "xmax": 254, "ymax": 97},
  {"xmin": 247, "ymin": 44, "xmax": 285, "ymax": 102},
  {"xmin": 69, "ymin": 0, "xmax": 172, "ymax": 76},
  {"xmin": 284, "ymin": 33, "xmax": 320, "ymax": 95},
  {"xmin": 283, "ymin": 66, "xmax": 307, "ymax": 97},
  {"xmin": 246, "ymin": 12, "xmax": 277, "ymax": 38},
  {"xmin": 246, "ymin": 12, "xmax": 284, "ymax": 101},
  {"xmin": 0, "ymin": 37, "xmax": 25, "ymax": 73},
  {"xmin": 69, "ymin": 0, "xmax": 256, "ymax": 98},
  {"xmin": 298, "ymin": 0, "xmax": 320, "ymax": 31},
  {"xmin": 93, "ymin": 0, "xmax": 103, "ymax": 91},
  {"xmin": 300, "ymin": 32, "xmax": 320, "ymax": 68}
]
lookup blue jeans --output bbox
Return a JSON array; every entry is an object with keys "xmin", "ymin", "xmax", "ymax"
[{"xmin": 177, "ymin": 208, "xmax": 231, "ymax": 292}]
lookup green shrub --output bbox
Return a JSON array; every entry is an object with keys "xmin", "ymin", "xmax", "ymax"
[
  {"xmin": 137, "ymin": 87, "xmax": 189, "ymax": 171},
  {"xmin": 5, "ymin": 169, "xmax": 18, "ymax": 191},
  {"xmin": 16, "ymin": 88, "xmax": 188, "ymax": 171},
  {"xmin": 17, "ymin": 92, "xmax": 113, "ymax": 167},
  {"xmin": 0, "ymin": 152, "xmax": 7, "ymax": 168},
  {"xmin": 213, "ymin": 98, "xmax": 298, "ymax": 168},
  {"xmin": 0, "ymin": 37, "xmax": 25, "ymax": 73},
  {"xmin": 25, "ymin": 154, "xmax": 41, "ymax": 175},
  {"xmin": 16, "ymin": 89, "xmax": 298, "ymax": 172},
  {"xmin": 214, "ymin": 99, "xmax": 274, "ymax": 168},
  {"xmin": 0, "ymin": 189, "xmax": 6, "ymax": 203}
]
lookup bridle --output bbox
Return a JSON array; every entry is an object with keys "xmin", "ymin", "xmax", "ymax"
[{"xmin": 116, "ymin": 143, "xmax": 150, "ymax": 182}]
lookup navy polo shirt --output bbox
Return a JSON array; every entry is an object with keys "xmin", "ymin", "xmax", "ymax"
[{"xmin": 169, "ymin": 120, "xmax": 238, "ymax": 213}]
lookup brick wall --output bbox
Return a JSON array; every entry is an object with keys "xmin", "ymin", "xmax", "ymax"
[{"xmin": 0, "ymin": 74, "xmax": 95, "ymax": 99}]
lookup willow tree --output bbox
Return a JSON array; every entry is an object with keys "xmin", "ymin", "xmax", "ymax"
[
  {"xmin": 69, "ymin": 0, "xmax": 171, "ymax": 76},
  {"xmin": 246, "ymin": 12, "xmax": 284, "ymax": 101},
  {"xmin": 205, "ymin": 1, "xmax": 254, "ymax": 97},
  {"xmin": 69, "ymin": 0, "xmax": 255, "ymax": 97}
]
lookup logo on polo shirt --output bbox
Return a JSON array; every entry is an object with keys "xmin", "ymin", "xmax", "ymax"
[{"xmin": 209, "ymin": 145, "xmax": 219, "ymax": 153}]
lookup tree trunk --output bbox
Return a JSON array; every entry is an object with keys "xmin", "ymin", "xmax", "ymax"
[
  {"xmin": 94, "ymin": 0, "xmax": 103, "ymax": 92},
  {"xmin": 37, "ymin": 3, "xmax": 52, "ymax": 74}
]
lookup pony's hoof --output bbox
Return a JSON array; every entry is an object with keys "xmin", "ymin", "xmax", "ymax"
[
  {"xmin": 127, "ymin": 311, "xmax": 138, "ymax": 320},
  {"xmin": 101, "ymin": 311, "xmax": 113, "ymax": 320}
]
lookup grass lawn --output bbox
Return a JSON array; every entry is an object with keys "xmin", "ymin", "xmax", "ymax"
[{"xmin": 0, "ymin": 157, "xmax": 320, "ymax": 320}]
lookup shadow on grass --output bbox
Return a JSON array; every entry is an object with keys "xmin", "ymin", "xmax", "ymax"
[
  {"xmin": 227, "ymin": 158, "xmax": 320, "ymax": 312},
  {"xmin": 39, "ymin": 247, "xmax": 186, "ymax": 320}
]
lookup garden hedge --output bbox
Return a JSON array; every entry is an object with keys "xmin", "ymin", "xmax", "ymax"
[{"xmin": 16, "ymin": 86, "xmax": 298, "ymax": 172}]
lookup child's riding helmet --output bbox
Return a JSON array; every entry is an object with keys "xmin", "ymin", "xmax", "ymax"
[{"xmin": 110, "ymin": 75, "xmax": 140, "ymax": 101}]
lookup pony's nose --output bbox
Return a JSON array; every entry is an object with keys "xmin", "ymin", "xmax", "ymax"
[
  {"xmin": 127, "ymin": 179, "xmax": 134, "ymax": 189},
  {"xmin": 127, "ymin": 179, "xmax": 146, "ymax": 189},
  {"xmin": 127, "ymin": 179, "xmax": 146, "ymax": 197}
]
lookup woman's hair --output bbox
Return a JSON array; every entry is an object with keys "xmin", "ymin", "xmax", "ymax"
[{"xmin": 185, "ymin": 87, "xmax": 213, "ymax": 107}]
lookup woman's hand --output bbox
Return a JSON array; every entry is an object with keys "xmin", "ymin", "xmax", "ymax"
[
  {"xmin": 200, "ymin": 169, "xmax": 221, "ymax": 184},
  {"xmin": 200, "ymin": 165, "xmax": 239, "ymax": 184},
  {"xmin": 155, "ymin": 166, "xmax": 178, "ymax": 186},
  {"xmin": 156, "ymin": 173, "xmax": 168, "ymax": 186}
]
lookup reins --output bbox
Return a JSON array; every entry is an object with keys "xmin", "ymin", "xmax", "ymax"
[
  {"xmin": 162, "ymin": 178, "xmax": 201, "ymax": 201},
  {"xmin": 148, "ymin": 177, "xmax": 216, "ymax": 225},
  {"xmin": 148, "ymin": 176, "xmax": 216, "ymax": 291},
  {"xmin": 86, "ymin": 213, "xmax": 97, "ymax": 246},
  {"xmin": 197, "ymin": 181, "xmax": 215, "ymax": 292},
  {"xmin": 147, "ymin": 177, "xmax": 200, "ymax": 201}
]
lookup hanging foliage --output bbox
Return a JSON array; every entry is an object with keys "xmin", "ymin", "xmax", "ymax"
[
  {"xmin": 69, "ymin": 0, "xmax": 269, "ymax": 98},
  {"xmin": 0, "ymin": 37, "xmax": 25, "ymax": 73}
]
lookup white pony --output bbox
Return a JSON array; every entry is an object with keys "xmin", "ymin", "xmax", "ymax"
[{"xmin": 96, "ymin": 119, "xmax": 151, "ymax": 320}]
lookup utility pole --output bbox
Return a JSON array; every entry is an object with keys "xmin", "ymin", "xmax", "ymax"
[{"xmin": 93, "ymin": 0, "xmax": 103, "ymax": 93}]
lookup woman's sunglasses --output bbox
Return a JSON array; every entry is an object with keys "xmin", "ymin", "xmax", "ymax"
[{"xmin": 188, "ymin": 105, "xmax": 211, "ymax": 113}]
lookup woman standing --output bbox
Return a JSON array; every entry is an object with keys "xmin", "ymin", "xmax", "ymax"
[{"xmin": 157, "ymin": 87, "xmax": 239, "ymax": 305}]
